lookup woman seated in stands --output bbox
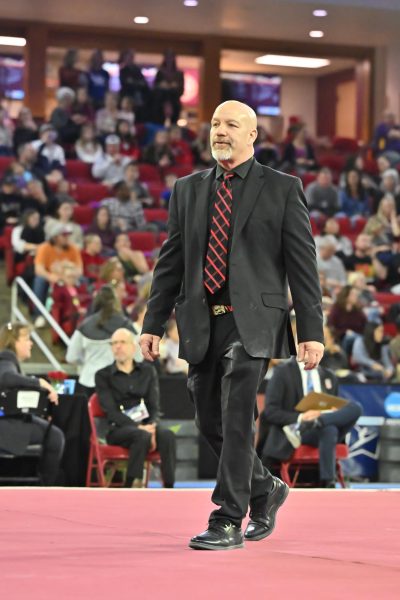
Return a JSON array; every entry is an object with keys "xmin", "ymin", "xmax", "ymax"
[
  {"xmin": 66, "ymin": 285, "xmax": 137, "ymax": 396},
  {"xmin": 363, "ymin": 194, "xmax": 400, "ymax": 250},
  {"xmin": 81, "ymin": 234, "xmax": 106, "ymax": 282},
  {"xmin": 280, "ymin": 122, "xmax": 317, "ymax": 175},
  {"xmin": 74, "ymin": 123, "xmax": 103, "ymax": 164},
  {"xmin": 113, "ymin": 232, "xmax": 149, "ymax": 280},
  {"xmin": 0, "ymin": 322, "xmax": 64, "ymax": 485},
  {"xmin": 116, "ymin": 119, "xmax": 140, "ymax": 161},
  {"xmin": 327, "ymin": 285, "xmax": 367, "ymax": 353},
  {"xmin": 11, "ymin": 209, "xmax": 45, "ymax": 287},
  {"xmin": 86, "ymin": 206, "xmax": 116, "ymax": 253},
  {"xmin": 314, "ymin": 217, "xmax": 353, "ymax": 259},
  {"xmin": 319, "ymin": 324, "xmax": 349, "ymax": 373},
  {"xmin": 352, "ymin": 321, "xmax": 394, "ymax": 381},
  {"xmin": 339, "ymin": 169, "xmax": 370, "ymax": 217},
  {"xmin": 51, "ymin": 262, "xmax": 87, "ymax": 336},
  {"xmin": 13, "ymin": 106, "xmax": 38, "ymax": 154},
  {"xmin": 45, "ymin": 197, "xmax": 84, "ymax": 249}
]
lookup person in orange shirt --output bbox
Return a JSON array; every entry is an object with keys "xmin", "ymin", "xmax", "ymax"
[{"xmin": 33, "ymin": 222, "xmax": 82, "ymax": 328}]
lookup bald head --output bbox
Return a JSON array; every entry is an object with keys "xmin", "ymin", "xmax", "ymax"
[
  {"xmin": 111, "ymin": 327, "xmax": 136, "ymax": 365},
  {"xmin": 210, "ymin": 101, "xmax": 258, "ymax": 168}
]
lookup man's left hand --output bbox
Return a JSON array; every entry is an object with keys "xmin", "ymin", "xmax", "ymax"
[{"xmin": 297, "ymin": 341, "xmax": 324, "ymax": 370}]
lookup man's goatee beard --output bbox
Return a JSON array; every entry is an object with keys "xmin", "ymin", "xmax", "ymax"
[{"xmin": 211, "ymin": 147, "xmax": 232, "ymax": 161}]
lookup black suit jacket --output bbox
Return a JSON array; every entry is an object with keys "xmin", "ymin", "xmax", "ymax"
[
  {"xmin": 261, "ymin": 357, "xmax": 339, "ymax": 461},
  {"xmin": 142, "ymin": 160, "xmax": 324, "ymax": 364}
]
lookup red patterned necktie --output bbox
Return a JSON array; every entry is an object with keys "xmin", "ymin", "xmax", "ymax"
[{"xmin": 203, "ymin": 172, "xmax": 234, "ymax": 294}]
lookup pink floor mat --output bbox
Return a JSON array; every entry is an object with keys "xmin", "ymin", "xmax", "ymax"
[{"xmin": 2, "ymin": 488, "xmax": 400, "ymax": 599}]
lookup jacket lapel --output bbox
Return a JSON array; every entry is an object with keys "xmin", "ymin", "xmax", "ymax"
[
  {"xmin": 231, "ymin": 160, "xmax": 265, "ymax": 251},
  {"xmin": 194, "ymin": 167, "xmax": 215, "ymax": 260}
]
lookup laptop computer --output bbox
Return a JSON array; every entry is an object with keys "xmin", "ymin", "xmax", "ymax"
[{"xmin": 0, "ymin": 389, "xmax": 50, "ymax": 418}]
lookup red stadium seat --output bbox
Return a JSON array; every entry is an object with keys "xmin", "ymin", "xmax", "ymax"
[
  {"xmin": 86, "ymin": 393, "xmax": 161, "ymax": 487},
  {"xmin": 318, "ymin": 154, "xmax": 347, "ymax": 173},
  {"xmin": 335, "ymin": 216, "xmax": 352, "ymax": 235},
  {"xmin": 0, "ymin": 156, "xmax": 13, "ymax": 177},
  {"xmin": 280, "ymin": 444, "xmax": 348, "ymax": 488},
  {"xmin": 163, "ymin": 165, "xmax": 193, "ymax": 178},
  {"xmin": 73, "ymin": 182, "xmax": 109, "ymax": 204},
  {"xmin": 144, "ymin": 208, "xmax": 168, "ymax": 223},
  {"xmin": 65, "ymin": 159, "xmax": 94, "ymax": 182},
  {"xmin": 138, "ymin": 163, "xmax": 162, "ymax": 182},
  {"xmin": 158, "ymin": 232, "xmax": 168, "ymax": 245},
  {"xmin": 73, "ymin": 205, "xmax": 95, "ymax": 226},
  {"xmin": 332, "ymin": 137, "xmax": 359, "ymax": 154},
  {"xmin": 145, "ymin": 181, "xmax": 165, "ymax": 207},
  {"xmin": 128, "ymin": 231, "xmax": 158, "ymax": 252}
]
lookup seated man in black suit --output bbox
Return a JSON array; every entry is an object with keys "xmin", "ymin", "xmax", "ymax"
[
  {"xmin": 95, "ymin": 327, "xmax": 176, "ymax": 488},
  {"xmin": 261, "ymin": 321, "xmax": 362, "ymax": 487}
]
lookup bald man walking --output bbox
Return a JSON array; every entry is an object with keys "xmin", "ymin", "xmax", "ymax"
[{"xmin": 140, "ymin": 101, "xmax": 324, "ymax": 550}]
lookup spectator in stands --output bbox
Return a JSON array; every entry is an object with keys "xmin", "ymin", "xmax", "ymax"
[
  {"xmin": 71, "ymin": 86, "xmax": 95, "ymax": 126},
  {"xmin": 316, "ymin": 235, "xmax": 347, "ymax": 288},
  {"xmin": 12, "ymin": 107, "xmax": 38, "ymax": 154},
  {"xmin": 261, "ymin": 321, "xmax": 362, "ymax": 487},
  {"xmin": 50, "ymin": 87, "xmax": 81, "ymax": 145},
  {"xmin": 319, "ymin": 324, "xmax": 349, "ymax": 373},
  {"xmin": 364, "ymin": 194, "xmax": 400, "ymax": 247},
  {"xmin": 95, "ymin": 327, "xmax": 176, "ymax": 487},
  {"xmin": 118, "ymin": 49, "xmax": 149, "ymax": 123},
  {"xmin": 143, "ymin": 129, "xmax": 174, "ymax": 168},
  {"xmin": 254, "ymin": 125, "xmax": 279, "ymax": 168},
  {"xmin": 32, "ymin": 124, "xmax": 66, "ymax": 180},
  {"xmin": 74, "ymin": 123, "xmax": 103, "ymax": 164},
  {"xmin": 342, "ymin": 233, "xmax": 379, "ymax": 278},
  {"xmin": 280, "ymin": 123, "xmax": 317, "ymax": 175},
  {"xmin": 92, "ymin": 134, "xmax": 131, "ymax": 186},
  {"xmin": 81, "ymin": 234, "xmax": 106, "ymax": 282},
  {"xmin": 51, "ymin": 262, "xmax": 86, "ymax": 336},
  {"xmin": 118, "ymin": 95, "xmax": 136, "ymax": 127},
  {"xmin": 45, "ymin": 197, "xmax": 83, "ymax": 248},
  {"xmin": 0, "ymin": 106, "xmax": 13, "ymax": 156},
  {"xmin": 95, "ymin": 91, "xmax": 119, "ymax": 138},
  {"xmin": 339, "ymin": 169, "xmax": 370, "ymax": 217},
  {"xmin": 327, "ymin": 285, "xmax": 367, "ymax": 351},
  {"xmin": 101, "ymin": 180, "xmax": 149, "ymax": 232},
  {"xmin": 389, "ymin": 316, "xmax": 400, "ymax": 379},
  {"xmin": 0, "ymin": 321, "xmax": 64, "ymax": 485},
  {"xmin": 191, "ymin": 122, "xmax": 214, "ymax": 168},
  {"xmin": 114, "ymin": 232, "xmax": 149, "ymax": 279},
  {"xmin": 160, "ymin": 172, "xmax": 177, "ymax": 208},
  {"xmin": 152, "ymin": 49, "xmax": 184, "ymax": 125},
  {"xmin": 86, "ymin": 205, "xmax": 116, "ymax": 252},
  {"xmin": 11, "ymin": 209, "xmax": 45, "ymax": 287},
  {"xmin": 33, "ymin": 222, "xmax": 83, "ymax": 328},
  {"xmin": 123, "ymin": 161, "xmax": 152, "ymax": 206},
  {"xmin": 86, "ymin": 49, "xmax": 110, "ymax": 109},
  {"xmin": 66, "ymin": 285, "xmax": 136, "ymax": 396},
  {"xmin": 377, "ymin": 169, "xmax": 400, "ymax": 213},
  {"xmin": 372, "ymin": 111, "xmax": 400, "ymax": 155},
  {"xmin": 15, "ymin": 143, "xmax": 46, "ymax": 187},
  {"xmin": 0, "ymin": 174, "xmax": 24, "ymax": 229},
  {"xmin": 58, "ymin": 49, "xmax": 87, "ymax": 91},
  {"xmin": 99, "ymin": 256, "xmax": 126, "ymax": 285},
  {"xmin": 352, "ymin": 321, "xmax": 394, "ymax": 381},
  {"xmin": 306, "ymin": 168, "xmax": 340, "ymax": 218},
  {"xmin": 373, "ymin": 236, "xmax": 400, "ymax": 291},
  {"xmin": 315, "ymin": 217, "xmax": 353, "ymax": 258},
  {"xmin": 169, "ymin": 125, "xmax": 193, "ymax": 167},
  {"xmin": 23, "ymin": 179, "xmax": 53, "ymax": 218},
  {"xmin": 116, "ymin": 119, "xmax": 140, "ymax": 160},
  {"xmin": 163, "ymin": 319, "xmax": 188, "ymax": 375}
]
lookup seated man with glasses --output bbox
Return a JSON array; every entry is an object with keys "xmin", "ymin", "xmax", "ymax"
[{"xmin": 95, "ymin": 328, "xmax": 176, "ymax": 488}]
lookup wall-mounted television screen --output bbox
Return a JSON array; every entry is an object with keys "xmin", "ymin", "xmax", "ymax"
[
  {"xmin": 0, "ymin": 56, "xmax": 24, "ymax": 100},
  {"xmin": 221, "ymin": 72, "xmax": 281, "ymax": 116}
]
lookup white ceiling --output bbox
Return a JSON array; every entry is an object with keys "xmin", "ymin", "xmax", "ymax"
[{"xmin": 0, "ymin": 0, "xmax": 400, "ymax": 47}]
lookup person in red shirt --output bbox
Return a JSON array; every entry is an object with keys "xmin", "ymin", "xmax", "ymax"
[{"xmin": 81, "ymin": 234, "xmax": 106, "ymax": 282}]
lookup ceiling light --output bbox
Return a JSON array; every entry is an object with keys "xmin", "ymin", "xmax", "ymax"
[
  {"xmin": 133, "ymin": 16, "xmax": 149, "ymax": 24},
  {"xmin": 255, "ymin": 54, "xmax": 330, "ymax": 69},
  {"xmin": 313, "ymin": 9, "xmax": 328, "ymax": 17},
  {"xmin": 183, "ymin": 0, "xmax": 198, "ymax": 6},
  {"xmin": 0, "ymin": 36, "xmax": 26, "ymax": 47},
  {"xmin": 309, "ymin": 30, "xmax": 324, "ymax": 38}
]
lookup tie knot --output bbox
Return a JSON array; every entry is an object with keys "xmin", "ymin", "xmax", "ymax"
[{"xmin": 223, "ymin": 172, "xmax": 234, "ymax": 182}]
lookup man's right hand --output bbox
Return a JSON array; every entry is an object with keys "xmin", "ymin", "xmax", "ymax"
[{"xmin": 139, "ymin": 334, "xmax": 161, "ymax": 362}]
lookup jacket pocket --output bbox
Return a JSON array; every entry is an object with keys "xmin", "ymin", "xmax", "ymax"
[{"xmin": 261, "ymin": 293, "xmax": 288, "ymax": 310}]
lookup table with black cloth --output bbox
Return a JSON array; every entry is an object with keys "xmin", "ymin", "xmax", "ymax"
[{"xmin": 51, "ymin": 393, "xmax": 90, "ymax": 486}]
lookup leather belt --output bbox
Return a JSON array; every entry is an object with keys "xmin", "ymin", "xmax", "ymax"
[{"xmin": 210, "ymin": 304, "xmax": 233, "ymax": 316}]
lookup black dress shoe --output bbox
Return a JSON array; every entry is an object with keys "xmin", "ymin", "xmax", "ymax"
[
  {"xmin": 189, "ymin": 520, "xmax": 244, "ymax": 551},
  {"xmin": 244, "ymin": 477, "xmax": 289, "ymax": 541}
]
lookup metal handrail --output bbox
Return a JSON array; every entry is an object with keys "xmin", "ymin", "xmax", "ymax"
[{"xmin": 11, "ymin": 276, "xmax": 71, "ymax": 369}]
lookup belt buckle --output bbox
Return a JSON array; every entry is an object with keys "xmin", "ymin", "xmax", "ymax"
[{"xmin": 212, "ymin": 305, "xmax": 225, "ymax": 316}]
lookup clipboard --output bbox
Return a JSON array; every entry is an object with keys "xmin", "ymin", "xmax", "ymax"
[{"xmin": 295, "ymin": 391, "xmax": 348, "ymax": 412}]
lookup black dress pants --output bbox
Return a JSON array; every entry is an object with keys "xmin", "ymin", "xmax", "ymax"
[
  {"xmin": 30, "ymin": 416, "xmax": 65, "ymax": 485},
  {"xmin": 301, "ymin": 401, "xmax": 362, "ymax": 481},
  {"xmin": 107, "ymin": 425, "xmax": 176, "ymax": 487},
  {"xmin": 187, "ymin": 313, "xmax": 274, "ymax": 527}
]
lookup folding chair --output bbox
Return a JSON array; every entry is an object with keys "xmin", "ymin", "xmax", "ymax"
[
  {"xmin": 86, "ymin": 393, "xmax": 161, "ymax": 487},
  {"xmin": 280, "ymin": 443, "xmax": 348, "ymax": 488}
]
